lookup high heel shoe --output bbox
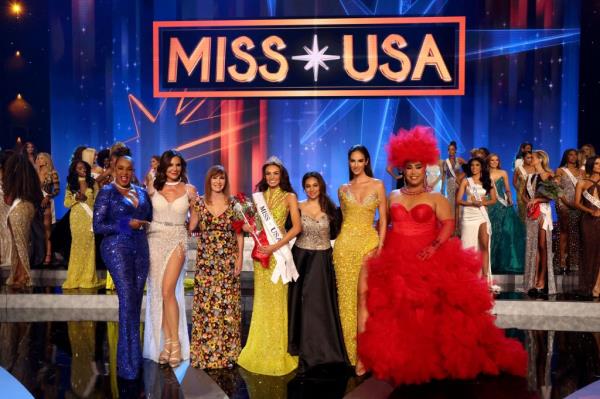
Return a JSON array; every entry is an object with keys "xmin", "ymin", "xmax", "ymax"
[
  {"xmin": 169, "ymin": 341, "xmax": 182, "ymax": 368},
  {"xmin": 593, "ymin": 287, "xmax": 600, "ymax": 298},
  {"xmin": 43, "ymin": 254, "xmax": 52, "ymax": 265},
  {"xmin": 159, "ymin": 339, "xmax": 172, "ymax": 365},
  {"xmin": 355, "ymin": 359, "xmax": 367, "ymax": 377}
]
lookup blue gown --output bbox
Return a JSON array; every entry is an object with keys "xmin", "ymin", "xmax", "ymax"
[
  {"xmin": 488, "ymin": 178, "xmax": 525, "ymax": 274},
  {"xmin": 93, "ymin": 183, "xmax": 152, "ymax": 379}
]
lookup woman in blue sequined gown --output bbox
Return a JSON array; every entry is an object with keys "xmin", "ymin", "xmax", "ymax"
[
  {"xmin": 93, "ymin": 156, "xmax": 152, "ymax": 379},
  {"xmin": 487, "ymin": 154, "xmax": 525, "ymax": 274}
]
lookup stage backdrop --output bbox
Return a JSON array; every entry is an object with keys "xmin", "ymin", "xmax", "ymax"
[{"xmin": 49, "ymin": 0, "xmax": 580, "ymax": 218}]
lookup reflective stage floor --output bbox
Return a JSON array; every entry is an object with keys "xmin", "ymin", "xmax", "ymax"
[{"xmin": 2, "ymin": 268, "xmax": 600, "ymax": 398}]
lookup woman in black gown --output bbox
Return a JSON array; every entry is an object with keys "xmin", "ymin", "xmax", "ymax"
[{"xmin": 288, "ymin": 172, "xmax": 349, "ymax": 374}]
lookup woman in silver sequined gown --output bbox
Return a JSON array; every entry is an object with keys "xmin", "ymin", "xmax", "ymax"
[
  {"xmin": 288, "ymin": 172, "xmax": 349, "ymax": 373},
  {"xmin": 522, "ymin": 151, "xmax": 556, "ymax": 295},
  {"xmin": 441, "ymin": 141, "xmax": 465, "ymax": 214},
  {"xmin": 555, "ymin": 149, "xmax": 583, "ymax": 274}
]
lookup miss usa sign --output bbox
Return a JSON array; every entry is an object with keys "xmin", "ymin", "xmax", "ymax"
[{"xmin": 153, "ymin": 16, "xmax": 465, "ymax": 98}]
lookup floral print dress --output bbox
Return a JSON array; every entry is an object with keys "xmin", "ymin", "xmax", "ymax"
[{"xmin": 191, "ymin": 197, "xmax": 241, "ymax": 369}]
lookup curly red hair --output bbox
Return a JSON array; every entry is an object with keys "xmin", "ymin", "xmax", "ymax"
[{"xmin": 386, "ymin": 125, "xmax": 440, "ymax": 168}]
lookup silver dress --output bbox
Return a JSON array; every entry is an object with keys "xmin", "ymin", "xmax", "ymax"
[{"xmin": 556, "ymin": 169, "xmax": 582, "ymax": 272}]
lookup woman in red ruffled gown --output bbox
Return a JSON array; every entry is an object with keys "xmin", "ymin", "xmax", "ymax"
[{"xmin": 357, "ymin": 126, "xmax": 527, "ymax": 385}]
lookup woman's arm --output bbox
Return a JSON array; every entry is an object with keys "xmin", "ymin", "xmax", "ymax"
[
  {"xmin": 51, "ymin": 170, "xmax": 60, "ymax": 198},
  {"xmin": 501, "ymin": 171, "xmax": 513, "ymax": 205},
  {"xmin": 455, "ymin": 179, "xmax": 471, "ymax": 206},
  {"xmin": 376, "ymin": 181, "xmax": 387, "ymax": 252},
  {"xmin": 574, "ymin": 181, "xmax": 597, "ymax": 216},
  {"xmin": 64, "ymin": 189, "xmax": 77, "ymax": 209},
  {"xmin": 484, "ymin": 185, "xmax": 497, "ymax": 206},
  {"xmin": 188, "ymin": 197, "xmax": 200, "ymax": 232},
  {"xmin": 93, "ymin": 188, "xmax": 130, "ymax": 235},
  {"xmin": 386, "ymin": 165, "xmax": 399, "ymax": 179},
  {"xmin": 234, "ymin": 232, "xmax": 244, "ymax": 276}
]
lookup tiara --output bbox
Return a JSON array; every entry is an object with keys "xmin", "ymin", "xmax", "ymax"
[{"xmin": 265, "ymin": 155, "xmax": 283, "ymax": 166}]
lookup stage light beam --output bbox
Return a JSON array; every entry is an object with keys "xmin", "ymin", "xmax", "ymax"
[{"xmin": 10, "ymin": 2, "xmax": 23, "ymax": 17}]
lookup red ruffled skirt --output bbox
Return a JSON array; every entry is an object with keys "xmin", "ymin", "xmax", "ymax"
[{"xmin": 358, "ymin": 230, "xmax": 527, "ymax": 385}]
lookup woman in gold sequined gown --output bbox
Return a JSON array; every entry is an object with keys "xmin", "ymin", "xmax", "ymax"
[
  {"xmin": 237, "ymin": 157, "xmax": 301, "ymax": 378},
  {"xmin": 63, "ymin": 160, "xmax": 103, "ymax": 289},
  {"xmin": 333, "ymin": 145, "xmax": 387, "ymax": 369}
]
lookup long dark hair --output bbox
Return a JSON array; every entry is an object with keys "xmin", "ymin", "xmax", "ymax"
[
  {"xmin": 2, "ymin": 153, "xmax": 43, "ymax": 206},
  {"xmin": 302, "ymin": 172, "xmax": 336, "ymax": 221},
  {"xmin": 97, "ymin": 148, "xmax": 110, "ymax": 168},
  {"xmin": 67, "ymin": 160, "xmax": 95, "ymax": 193},
  {"xmin": 515, "ymin": 141, "xmax": 533, "ymax": 160},
  {"xmin": 154, "ymin": 149, "xmax": 188, "ymax": 191},
  {"xmin": 348, "ymin": 144, "xmax": 373, "ymax": 181},
  {"xmin": 559, "ymin": 148, "xmax": 579, "ymax": 168},
  {"xmin": 70, "ymin": 146, "xmax": 87, "ymax": 163},
  {"xmin": 255, "ymin": 159, "xmax": 296, "ymax": 194},
  {"xmin": 585, "ymin": 155, "xmax": 600, "ymax": 176},
  {"xmin": 464, "ymin": 157, "xmax": 492, "ymax": 194},
  {"xmin": 204, "ymin": 165, "xmax": 230, "ymax": 205}
]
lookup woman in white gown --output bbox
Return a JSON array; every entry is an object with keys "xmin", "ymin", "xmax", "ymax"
[
  {"xmin": 143, "ymin": 150, "xmax": 197, "ymax": 368},
  {"xmin": 457, "ymin": 157, "xmax": 497, "ymax": 287}
]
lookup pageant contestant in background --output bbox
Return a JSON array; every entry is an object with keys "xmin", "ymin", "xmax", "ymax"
[
  {"xmin": 81, "ymin": 147, "xmax": 104, "ymax": 179},
  {"xmin": 144, "ymin": 155, "xmax": 160, "ymax": 188},
  {"xmin": 426, "ymin": 159, "xmax": 443, "ymax": 192},
  {"xmin": 36, "ymin": 152, "xmax": 60, "ymax": 265},
  {"xmin": 579, "ymin": 144, "xmax": 596, "ymax": 173},
  {"xmin": 522, "ymin": 150, "xmax": 556, "ymax": 296},
  {"xmin": 288, "ymin": 172, "xmax": 349, "ymax": 374},
  {"xmin": 62, "ymin": 160, "xmax": 102, "ymax": 289},
  {"xmin": 237, "ymin": 157, "xmax": 301, "ymax": 376},
  {"xmin": 514, "ymin": 151, "xmax": 535, "ymax": 222},
  {"xmin": 513, "ymin": 142, "xmax": 533, "ymax": 171},
  {"xmin": 357, "ymin": 126, "xmax": 526, "ymax": 385},
  {"xmin": 3, "ymin": 153, "xmax": 42, "ymax": 287},
  {"xmin": 457, "ymin": 158, "xmax": 497, "ymax": 285},
  {"xmin": 25, "ymin": 141, "xmax": 37, "ymax": 168},
  {"xmin": 386, "ymin": 165, "xmax": 404, "ymax": 189},
  {"xmin": 487, "ymin": 154, "xmax": 525, "ymax": 275},
  {"xmin": 441, "ymin": 141, "xmax": 465, "ymax": 217},
  {"xmin": 144, "ymin": 150, "xmax": 196, "ymax": 367},
  {"xmin": 93, "ymin": 155, "xmax": 152, "ymax": 379},
  {"xmin": 555, "ymin": 149, "xmax": 583, "ymax": 275},
  {"xmin": 575, "ymin": 155, "xmax": 600, "ymax": 296},
  {"xmin": 189, "ymin": 165, "xmax": 243, "ymax": 369},
  {"xmin": 333, "ymin": 144, "xmax": 386, "ymax": 367},
  {"xmin": 0, "ymin": 150, "xmax": 14, "ymax": 265}
]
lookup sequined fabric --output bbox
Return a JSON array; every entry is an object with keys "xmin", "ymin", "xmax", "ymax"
[
  {"xmin": 237, "ymin": 187, "xmax": 298, "ymax": 375},
  {"xmin": 516, "ymin": 169, "xmax": 531, "ymax": 222},
  {"xmin": 191, "ymin": 197, "xmax": 241, "ymax": 369},
  {"xmin": 0, "ymin": 181, "xmax": 12, "ymax": 265},
  {"xmin": 93, "ymin": 183, "xmax": 152, "ymax": 379},
  {"xmin": 6, "ymin": 200, "xmax": 35, "ymax": 286},
  {"xmin": 294, "ymin": 214, "xmax": 331, "ymax": 250},
  {"xmin": 442, "ymin": 159, "xmax": 462, "ymax": 211},
  {"xmin": 144, "ymin": 190, "xmax": 190, "ymax": 363},
  {"xmin": 556, "ymin": 171, "xmax": 582, "ymax": 272},
  {"xmin": 62, "ymin": 187, "xmax": 103, "ymax": 289},
  {"xmin": 332, "ymin": 189, "xmax": 379, "ymax": 365}
]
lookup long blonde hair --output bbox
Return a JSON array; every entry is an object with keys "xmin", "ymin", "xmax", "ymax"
[
  {"xmin": 534, "ymin": 150, "xmax": 553, "ymax": 174},
  {"xmin": 82, "ymin": 148, "xmax": 96, "ymax": 166},
  {"xmin": 36, "ymin": 152, "xmax": 55, "ymax": 171}
]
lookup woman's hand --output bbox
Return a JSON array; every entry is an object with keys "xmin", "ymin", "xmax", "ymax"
[
  {"xmin": 41, "ymin": 197, "xmax": 50, "ymax": 209},
  {"xmin": 527, "ymin": 198, "xmax": 539, "ymax": 209},
  {"xmin": 242, "ymin": 223, "xmax": 253, "ymax": 234},
  {"xmin": 75, "ymin": 192, "xmax": 87, "ymax": 202},
  {"xmin": 593, "ymin": 209, "xmax": 600, "ymax": 218},
  {"xmin": 258, "ymin": 244, "xmax": 277, "ymax": 255},
  {"xmin": 234, "ymin": 256, "xmax": 243, "ymax": 276},
  {"xmin": 472, "ymin": 200, "xmax": 483, "ymax": 207},
  {"xmin": 129, "ymin": 219, "xmax": 149, "ymax": 230}
]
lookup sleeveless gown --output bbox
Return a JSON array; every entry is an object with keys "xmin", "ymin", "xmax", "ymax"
[
  {"xmin": 488, "ymin": 179, "xmax": 525, "ymax": 274},
  {"xmin": 332, "ymin": 189, "xmax": 379, "ymax": 365},
  {"xmin": 556, "ymin": 170, "xmax": 582, "ymax": 272},
  {"xmin": 442, "ymin": 158, "xmax": 461, "ymax": 211},
  {"xmin": 580, "ymin": 180, "xmax": 600, "ymax": 294},
  {"xmin": 288, "ymin": 213, "xmax": 349, "ymax": 373},
  {"xmin": 143, "ymin": 190, "xmax": 190, "ymax": 363},
  {"xmin": 460, "ymin": 183, "xmax": 491, "ymax": 260},
  {"xmin": 237, "ymin": 187, "xmax": 298, "ymax": 376},
  {"xmin": 358, "ymin": 202, "xmax": 527, "ymax": 385}
]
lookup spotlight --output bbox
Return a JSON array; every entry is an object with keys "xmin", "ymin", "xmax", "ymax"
[
  {"xmin": 15, "ymin": 50, "xmax": 20, "ymax": 56},
  {"xmin": 17, "ymin": 93, "xmax": 22, "ymax": 99},
  {"xmin": 10, "ymin": 2, "xmax": 22, "ymax": 17}
]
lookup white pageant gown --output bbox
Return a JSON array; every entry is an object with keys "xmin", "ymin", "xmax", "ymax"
[{"xmin": 143, "ymin": 189, "xmax": 190, "ymax": 362}]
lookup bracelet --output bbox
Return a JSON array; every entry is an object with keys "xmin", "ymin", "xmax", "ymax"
[{"xmin": 430, "ymin": 238, "xmax": 441, "ymax": 249}]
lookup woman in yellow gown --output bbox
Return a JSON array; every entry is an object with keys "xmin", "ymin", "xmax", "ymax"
[
  {"xmin": 237, "ymin": 157, "xmax": 301, "ymax": 377},
  {"xmin": 63, "ymin": 160, "xmax": 103, "ymax": 289},
  {"xmin": 333, "ymin": 145, "xmax": 387, "ymax": 368}
]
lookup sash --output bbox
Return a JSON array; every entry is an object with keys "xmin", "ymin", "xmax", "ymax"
[
  {"xmin": 252, "ymin": 192, "xmax": 299, "ymax": 284},
  {"xmin": 526, "ymin": 173, "xmax": 537, "ymax": 199},
  {"xmin": 80, "ymin": 202, "xmax": 94, "ymax": 232},
  {"xmin": 583, "ymin": 190, "xmax": 600, "ymax": 209},
  {"xmin": 445, "ymin": 158, "xmax": 456, "ymax": 179},
  {"xmin": 495, "ymin": 179, "xmax": 509, "ymax": 207},
  {"xmin": 562, "ymin": 167, "xmax": 578, "ymax": 188},
  {"xmin": 466, "ymin": 178, "xmax": 497, "ymax": 289},
  {"xmin": 8, "ymin": 198, "xmax": 22, "ymax": 216},
  {"xmin": 518, "ymin": 165, "xmax": 528, "ymax": 181}
]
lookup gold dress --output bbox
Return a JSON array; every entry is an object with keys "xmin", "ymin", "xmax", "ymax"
[
  {"xmin": 332, "ymin": 189, "xmax": 379, "ymax": 365},
  {"xmin": 237, "ymin": 187, "xmax": 298, "ymax": 376},
  {"xmin": 63, "ymin": 188, "xmax": 103, "ymax": 289},
  {"xmin": 6, "ymin": 200, "xmax": 35, "ymax": 286}
]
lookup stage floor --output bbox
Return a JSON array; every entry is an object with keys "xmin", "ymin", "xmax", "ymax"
[{"xmin": 1, "ymin": 268, "xmax": 600, "ymax": 398}]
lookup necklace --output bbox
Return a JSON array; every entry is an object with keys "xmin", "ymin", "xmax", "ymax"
[
  {"xmin": 165, "ymin": 179, "xmax": 181, "ymax": 186},
  {"xmin": 401, "ymin": 186, "xmax": 431, "ymax": 195},
  {"xmin": 114, "ymin": 181, "xmax": 132, "ymax": 190},
  {"xmin": 78, "ymin": 177, "xmax": 86, "ymax": 182}
]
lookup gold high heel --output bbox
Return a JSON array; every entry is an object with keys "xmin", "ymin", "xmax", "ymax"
[
  {"xmin": 159, "ymin": 339, "xmax": 172, "ymax": 365},
  {"xmin": 169, "ymin": 341, "xmax": 182, "ymax": 368}
]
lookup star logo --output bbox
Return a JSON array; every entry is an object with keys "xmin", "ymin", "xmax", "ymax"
[{"xmin": 292, "ymin": 34, "xmax": 340, "ymax": 82}]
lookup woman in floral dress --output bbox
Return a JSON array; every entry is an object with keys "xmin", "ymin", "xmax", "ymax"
[{"xmin": 189, "ymin": 165, "xmax": 244, "ymax": 369}]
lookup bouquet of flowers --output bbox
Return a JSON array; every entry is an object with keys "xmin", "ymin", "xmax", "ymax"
[
  {"xmin": 232, "ymin": 193, "xmax": 271, "ymax": 268},
  {"xmin": 527, "ymin": 179, "xmax": 563, "ymax": 220}
]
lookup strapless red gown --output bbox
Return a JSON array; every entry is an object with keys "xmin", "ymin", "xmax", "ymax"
[{"xmin": 358, "ymin": 203, "xmax": 526, "ymax": 385}]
